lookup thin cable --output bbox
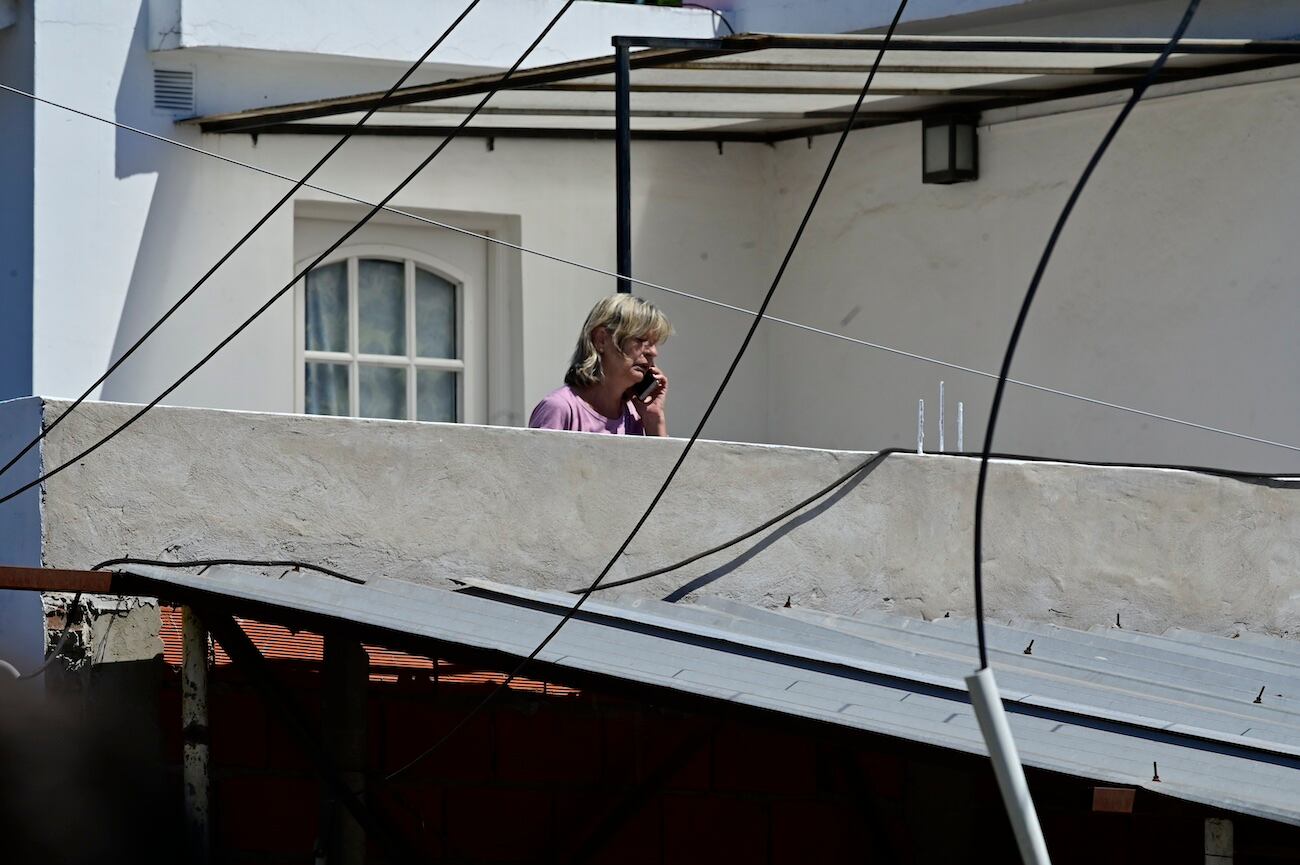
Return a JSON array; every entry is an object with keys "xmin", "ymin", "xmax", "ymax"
[
  {"xmin": 0, "ymin": 1, "xmax": 578, "ymax": 510},
  {"xmin": 5, "ymin": 84, "xmax": 1298, "ymax": 456},
  {"xmin": 383, "ymin": 0, "xmax": 913, "ymax": 784},
  {"xmin": 973, "ymin": 0, "xmax": 1203, "ymax": 670},
  {"xmin": 91, "ymin": 556, "xmax": 366, "ymax": 584},
  {"xmin": 0, "ymin": 2, "xmax": 485, "ymax": 485}
]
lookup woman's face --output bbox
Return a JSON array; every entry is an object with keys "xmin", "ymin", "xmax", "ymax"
[{"xmin": 595, "ymin": 327, "xmax": 659, "ymax": 390}]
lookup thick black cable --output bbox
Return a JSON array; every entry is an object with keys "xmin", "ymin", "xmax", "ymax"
[
  {"xmin": 581, "ymin": 447, "xmax": 1300, "ymax": 595},
  {"xmin": 91, "ymin": 556, "xmax": 366, "ymax": 584},
  {"xmin": 383, "ymin": 0, "xmax": 913, "ymax": 785},
  {"xmin": 0, "ymin": 1, "xmax": 577, "ymax": 510},
  {"xmin": 972, "ymin": 0, "xmax": 1202, "ymax": 670},
  {"xmin": 0, "ymin": 1, "xmax": 484, "ymax": 486}
]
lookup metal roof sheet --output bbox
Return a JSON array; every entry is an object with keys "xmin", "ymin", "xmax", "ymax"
[
  {"xmin": 191, "ymin": 33, "xmax": 1300, "ymax": 141},
  {"xmin": 117, "ymin": 562, "xmax": 1300, "ymax": 825}
]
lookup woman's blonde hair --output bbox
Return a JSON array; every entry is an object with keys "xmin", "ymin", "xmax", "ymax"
[{"xmin": 565, "ymin": 294, "xmax": 672, "ymax": 387}]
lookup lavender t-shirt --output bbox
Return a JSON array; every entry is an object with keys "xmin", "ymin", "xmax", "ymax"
[{"xmin": 528, "ymin": 386, "xmax": 645, "ymax": 435}]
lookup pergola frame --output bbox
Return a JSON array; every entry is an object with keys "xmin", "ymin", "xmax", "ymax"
[{"xmin": 191, "ymin": 33, "xmax": 1300, "ymax": 292}]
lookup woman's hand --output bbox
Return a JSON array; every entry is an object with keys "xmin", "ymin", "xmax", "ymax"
[{"xmin": 633, "ymin": 366, "xmax": 668, "ymax": 437}]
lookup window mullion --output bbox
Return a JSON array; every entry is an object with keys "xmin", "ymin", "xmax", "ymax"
[
  {"xmin": 348, "ymin": 256, "xmax": 360, "ymax": 417},
  {"xmin": 406, "ymin": 259, "xmax": 417, "ymax": 420}
]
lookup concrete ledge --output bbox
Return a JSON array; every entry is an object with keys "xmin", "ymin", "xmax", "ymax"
[{"xmin": 2, "ymin": 397, "xmax": 1298, "ymax": 651}]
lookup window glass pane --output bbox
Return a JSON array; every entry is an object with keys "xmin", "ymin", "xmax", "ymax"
[
  {"xmin": 415, "ymin": 268, "xmax": 457, "ymax": 358},
  {"xmin": 304, "ymin": 362, "xmax": 349, "ymax": 416},
  {"xmin": 416, "ymin": 369, "xmax": 457, "ymax": 423},
  {"xmin": 359, "ymin": 364, "xmax": 407, "ymax": 420},
  {"xmin": 305, "ymin": 262, "xmax": 347, "ymax": 353},
  {"xmin": 357, "ymin": 259, "xmax": 405, "ymax": 356}
]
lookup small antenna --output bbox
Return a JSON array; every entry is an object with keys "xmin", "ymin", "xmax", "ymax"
[
  {"xmin": 917, "ymin": 399, "xmax": 925, "ymax": 455},
  {"xmin": 938, "ymin": 381, "xmax": 946, "ymax": 453}
]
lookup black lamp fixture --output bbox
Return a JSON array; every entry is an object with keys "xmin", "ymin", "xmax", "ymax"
[{"xmin": 922, "ymin": 114, "xmax": 979, "ymax": 184}]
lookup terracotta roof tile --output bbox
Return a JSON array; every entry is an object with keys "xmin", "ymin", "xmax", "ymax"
[{"xmin": 159, "ymin": 606, "xmax": 576, "ymax": 695}]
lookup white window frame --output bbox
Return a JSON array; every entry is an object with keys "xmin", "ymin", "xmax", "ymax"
[{"xmin": 293, "ymin": 243, "xmax": 479, "ymax": 423}]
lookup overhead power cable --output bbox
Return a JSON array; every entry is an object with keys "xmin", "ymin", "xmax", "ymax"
[
  {"xmin": 3, "ymin": 86, "xmax": 1298, "ymax": 456},
  {"xmin": 382, "ymin": 0, "xmax": 915, "ymax": 785},
  {"xmin": 0, "ymin": 1, "xmax": 486, "ymax": 486},
  {"xmin": 972, "ymin": 0, "xmax": 1203, "ymax": 670},
  {"xmin": 0, "ymin": 0, "xmax": 579, "ymax": 510}
]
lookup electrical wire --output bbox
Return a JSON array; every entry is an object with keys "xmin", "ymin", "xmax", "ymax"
[
  {"xmin": 3, "ymin": 87, "xmax": 1298, "ymax": 455},
  {"xmin": 577, "ymin": 447, "xmax": 1300, "ymax": 595},
  {"xmin": 679, "ymin": 3, "xmax": 737, "ymax": 35},
  {"xmin": 972, "ymin": 0, "xmax": 1203, "ymax": 671},
  {"xmin": 0, "ymin": 0, "xmax": 578, "ymax": 510},
  {"xmin": 0, "ymin": 2, "xmax": 486, "ymax": 486},
  {"xmin": 382, "ymin": 0, "xmax": 914, "ymax": 785},
  {"xmin": 91, "ymin": 556, "xmax": 366, "ymax": 584}
]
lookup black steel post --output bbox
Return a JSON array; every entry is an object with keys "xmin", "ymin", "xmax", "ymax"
[{"xmin": 614, "ymin": 44, "xmax": 632, "ymax": 293}]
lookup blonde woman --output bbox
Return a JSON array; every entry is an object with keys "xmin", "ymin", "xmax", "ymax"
[{"xmin": 529, "ymin": 295, "xmax": 671, "ymax": 436}]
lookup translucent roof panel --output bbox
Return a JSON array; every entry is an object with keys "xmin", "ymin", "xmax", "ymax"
[{"xmin": 194, "ymin": 33, "xmax": 1300, "ymax": 141}]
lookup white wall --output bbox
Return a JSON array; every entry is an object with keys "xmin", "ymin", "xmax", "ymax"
[
  {"xmin": 26, "ymin": 0, "xmax": 771, "ymax": 442},
  {"xmin": 762, "ymin": 71, "xmax": 1300, "ymax": 471},
  {"xmin": 150, "ymin": 0, "xmax": 722, "ymax": 66}
]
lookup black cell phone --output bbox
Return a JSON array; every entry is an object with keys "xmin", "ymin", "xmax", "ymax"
[{"xmin": 635, "ymin": 369, "xmax": 658, "ymax": 401}]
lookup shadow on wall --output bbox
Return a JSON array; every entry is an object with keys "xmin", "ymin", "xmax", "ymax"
[{"xmin": 102, "ymin": 1, "xmax": 286, "ymax": 408}]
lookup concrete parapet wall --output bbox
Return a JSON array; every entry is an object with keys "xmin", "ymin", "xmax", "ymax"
[{"xmin": 2, "ymin": 397, "xmax": 1298, "ymax": 642}]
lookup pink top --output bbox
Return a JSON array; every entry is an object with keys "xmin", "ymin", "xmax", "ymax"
[{"xmin": 528, "ymin": 386, "xmax": 645, "ymax": 435}]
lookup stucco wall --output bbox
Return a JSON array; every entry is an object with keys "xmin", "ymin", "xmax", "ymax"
[
  {"xmin": 5, "ymin": 397, "xmax": 1299, "ymax": 646},
  {"xmin": 763, "ymin": 70, "xmax": 1300, "ymax": 472}
]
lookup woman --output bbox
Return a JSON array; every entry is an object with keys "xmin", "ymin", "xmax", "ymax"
[{"xmin": 529, "ymin": 294, "xmax": 671, "ymax": 436}]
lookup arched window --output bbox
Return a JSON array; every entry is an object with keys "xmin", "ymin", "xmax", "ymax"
[{"xmin": 300, "ymin": 254, "xmax": 463, "ymax": 422}]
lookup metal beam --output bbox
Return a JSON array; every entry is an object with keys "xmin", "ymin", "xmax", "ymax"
[
  {"xmin": 246, "ymin": 123, "xmax": 786, "ymax": 143},
  {"xmin": 0, "ymin": 565, "xmax": 114, "ymax": 593},
  {"xmin": 614, "ymin": 33, "xmax": 1300, "ymax": 55},
  {"xmin": 615, "ymin": 44, "xmax": 632, "ymax": 294}
]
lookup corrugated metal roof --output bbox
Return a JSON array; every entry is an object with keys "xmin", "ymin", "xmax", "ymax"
[
  {"xmin": 190, "ymin": 34, "xmax": 1300, "ymax": 141},
  {"xmin": 122, "ymin": 563, "xmax": 1300, "ymax": 825}
]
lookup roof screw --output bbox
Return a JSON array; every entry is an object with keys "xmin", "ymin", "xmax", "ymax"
[
  {"xmin": 806, "ymin": 136, "xmax": 813, "ymax": 149},
  {"xmin": 1023, "ymin": 639, "xmax": 1034, "ymax": 655},
  {"xmin": 1151, "ymin": 761, "xmax": 1160, "ymax": 782},
  {"xmin": 1255, "ymin": 685, "xmax": 1266, "ymax": 704},
  {"xmin": 716, "ymin": 140, "xmax": 724, "ymax": 155},
  {"xmin": 486, "ymin": 137, "xmax": 496, "ymax": 152},
  {"xmin": 1116, "ymin": 612, "xmax": 1122, "ymax": 629},
  {"xmin": 783, "ymin": 596, "xmax": 792, "ymax": 608}
]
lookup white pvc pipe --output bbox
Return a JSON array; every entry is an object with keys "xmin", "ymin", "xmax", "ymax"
[{"xmin": 965, "ymin": 667, "xmax": 1052, "ymax": 865}]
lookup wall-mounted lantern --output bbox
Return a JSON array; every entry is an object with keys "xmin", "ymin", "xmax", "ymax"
[{"xmin": 922, "ymin": 115, "xmax": 979, "ymax": 184}]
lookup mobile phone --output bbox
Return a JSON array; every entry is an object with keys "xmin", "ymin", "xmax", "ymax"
[{"xmin": 635, "ymin": 369, "xmax": 658, "ymax": 401}]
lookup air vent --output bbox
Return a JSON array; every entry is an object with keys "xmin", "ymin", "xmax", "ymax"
[{"xmin": 153, "ymin": 68, "xmax": 194, "ymax": 115}]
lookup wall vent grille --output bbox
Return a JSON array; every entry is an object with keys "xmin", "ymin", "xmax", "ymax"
[{"xmin": 153, "ymin": 69, "xmax": 194, "ymax": 114}]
